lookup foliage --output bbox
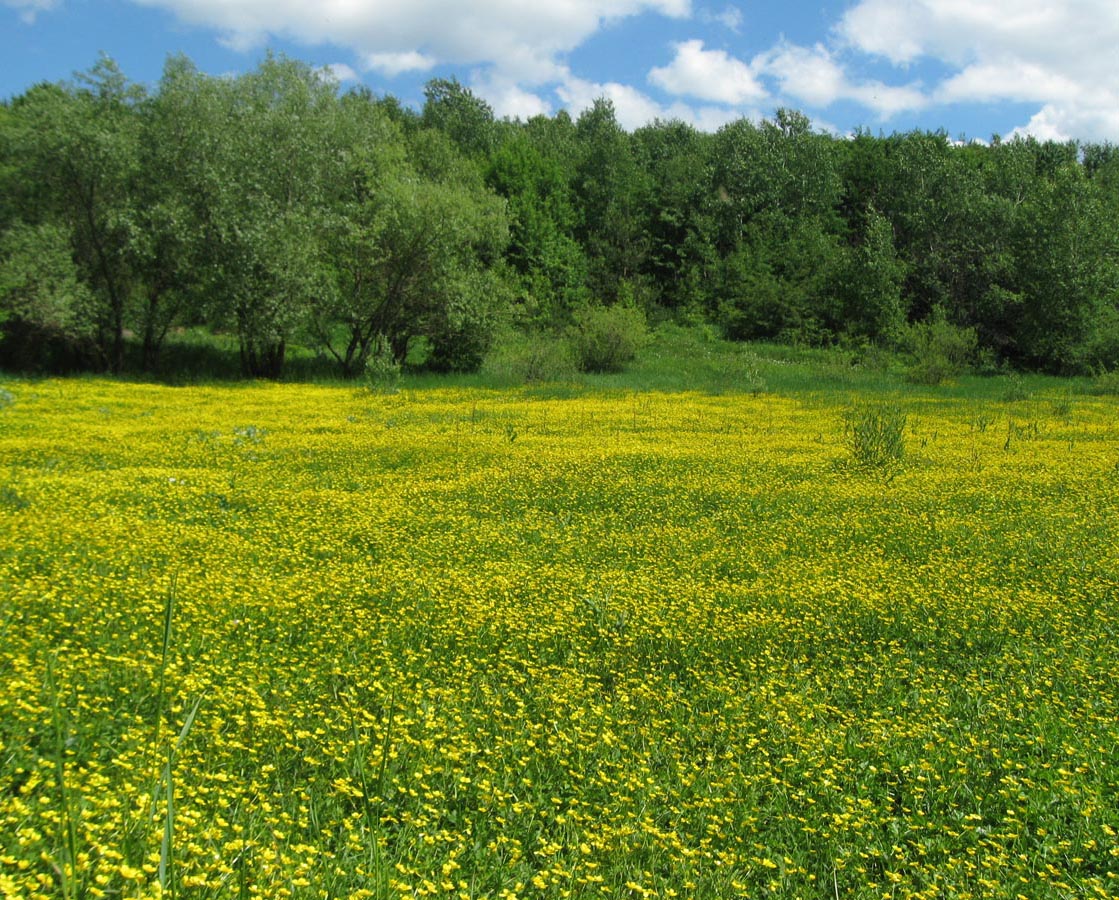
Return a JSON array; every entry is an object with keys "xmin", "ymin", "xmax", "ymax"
[
  {"xmin": 834, "ymin": 208, "xmax": 906, "ymax": 341},
  {"xmin": 361, "ymin": 333, "xmax": 402, "ymax": 393},
  {"xmin": 0, "ymin": 221, "xmax": 94, "ymax": 337},
  {"xmin": 569, "ymin": 300, "xmax": 648, "ymax": 373},
  {"xmin": 1000, "ymin": 373, "xmax": 1032, "ymax": 402},
  {"xmin": 421, "ymin": 78, "xmax": 496, "ymax": 159},
  {"xmin": 0, "ymin": 222, "xmax": 100, "ymax": 371},
  {"xmin": 2, "ymin": 57, "xmax": 144, "ymax": 371},
  {"xmin": 898, "ymin": 308, "xmax": 979, "ymax": 385},
  {"xmin": 3, "ymin": 52, "xmax": 1119, "ymax": 381},
  {"xmin": 483, "ymin": 327, "xmax": 579, "ymax": 383},
  {"xmin": 1083, "ymin": 368, "xmax": 1119, "ymax": 396},
  {"xmin": 844, "ymin": 401, "xmax": 907, "ymax": 469}
]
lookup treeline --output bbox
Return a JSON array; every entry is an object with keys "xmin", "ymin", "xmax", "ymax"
[{"xmin": 2, "ymin": 53, "xmax": 1118, "ymax": 379}]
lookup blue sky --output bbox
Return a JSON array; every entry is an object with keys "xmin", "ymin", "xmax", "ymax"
[{"xmin": 3, "ymin": 0, "xmax": 1118, "ymax": 142}]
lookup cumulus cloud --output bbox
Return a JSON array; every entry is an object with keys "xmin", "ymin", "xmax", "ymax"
[
  {"xmin": 558, "ymin": 70, "xmax": 744, "ymax": 130},
  {"xmin": 364, "ymin": 51, "xmax": 435, "ymax": 77},
  {"xmin": 648, "ymin": 39, "xmax": 766, "ymax": 105},
  {"xmin": 129, "ymin": 0, "xmax": 691, "ymax": 84},
  {"xmin": 1008, "ymin": 104, "xmax": 1119, "ymax": 145},
  {"xmin": 4, "ymin": 0, "xmax": 59, "ymax": 23},
  {"xmin": 320, "ymin": 62, "xmax": 358, "ymax": 83},
  {"xmin": 25, "ymin": 0, "xmax": 1112, "ymax": 138},
  {"xmin": 836, "ymin": 0, "xmax": 1119, "ymax": 140},
  {"xmin": 470, "ymin": 72, "xmax": 552, "ymax": 121},
  {"xmin": 759, "ymin": 42, "xmax": 926, "ymax": 118}
]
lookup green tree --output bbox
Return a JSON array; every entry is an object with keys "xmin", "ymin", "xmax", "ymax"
[
  {"xmin": 5, "ymin": 57, "xmax": 144, "ymax": 371},
  {"xmin": 833, "ymin": 207, "xmax": 906, "ymax": 341},
  {"xmin": 573, "ymin": 99, "xmax": 650, "ymax": 305},
  {"xmin": 1012, "ymin": 160, "xmax": 1119, "ymax": 371},
  {"xmin": 486, "ymin": 130, "xmax": 587, "ymax": 325},
  {"xmin": 632, "ymin": 119, "xmax": 719, "ymax": 315},
  {"xmin": 422, "ymin": 78, "xmax": 496, "ymax": 159},
  {"xmin": 127, "ymin": 55, "xmax": 206, "ymax": 370},
  {"xmin": 311, "ymin": 114, "xmax": 511, "ymax": 377},
  {"xmin": 711, "ymin": 113, "xmax": 843, "ymax": 341},
  {"xmin": 0, "ymin": 221, "xmax": 98, "ymax": 370},
  {"xmin": 167, "ymin": 55, "xmax": 340, "ymax": 377}
]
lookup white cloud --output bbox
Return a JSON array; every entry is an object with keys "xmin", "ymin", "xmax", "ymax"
[
  {"xmin": 836, "ymin": 0, "xmax": 1119, "ymax": 140},
  {"xmin": 558, "ymin": 70, "xmax": 745, "ymax": 131},
  {"xmin": 648, "ymin": 39, "xmax": 766, "ymax": 105},
  {"xmin": 935, "ymin": 59, "xmax": 1080, "ymax": 106},
  {"xmin": 759, "ymin": 42, "xmax": 926, "ymax": 118},
  {"xmin": 835, "ymin": 0, "xmax": 929, "ymax": 65},
  {"xmin": 470, "ymin": 73, "xmax": 551, "ymax": 120},
  {"xmin": 1008, "ymin": 104, "xmax": 1119, "ymax": 145},
  {"xmin": 130, "ymin": 0, "xmax": 692, "ymax": 84},
  {"xmin": 364, "ymin": 51, "xmax": 435, "ymax": 77},
  {"xmin": 716, "ymin": 5, "xmax": 742, "ymax": 31},
  {"xmin": 320, "ymin": 62, "xmax": 358, "ymax": 83},
  {"xmin": 698, "ymin": 4, "xmax": 741, "ymax": 32},
  {"xmin": 4, "ymin": 0, "xmax": 59, "ymax": 24}
]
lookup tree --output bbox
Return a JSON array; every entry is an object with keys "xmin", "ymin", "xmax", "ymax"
[
  {"xmin": 5, "ymin": 57, "xmax": 144, "ymax": 371},
  {"xmin": 833, "ymin": 207, "xmax": 906, "ymax": 341},
  {"xmin": 711, "ymin": 113, "xmax": 843, "ymax": 341},
  {"xmin": 632, "ymin": 119, "xmax": 718, "ymax": 314},
  {"xmin": 0, "ymin": 221, "xmax": 98, "ymax": 370},
  {"xmin": 125, "ymin": 55, "xmax": 206, "ymax": 371},
  {"xmin": 1011, "ymin": 161, "xmax": 1119, "ymax": 371},
  {"xmin": 166, "ymin": 55, "xmax": 341, "ymax": 377},
  {"xmin": 573, "ymin": 99, "xmax": 650, "ymax": 305},
  {"xmin": 486, "ymin": 130, "xmax": 587, "ymax": 325},
  {"xmin": 422, "ymin": 78, "xmax": 496, "ymax": 159},
  {"xmin": 310, "ymin": 115, "xmax": 511, "ymax": 377}
]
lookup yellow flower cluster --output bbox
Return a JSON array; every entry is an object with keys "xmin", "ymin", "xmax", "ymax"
[{"xmin": 0, "ymin": 379, "xmax": 1117, "ymax": 898}]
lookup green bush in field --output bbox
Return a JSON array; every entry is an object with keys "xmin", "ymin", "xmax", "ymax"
[
  {"xmin": 1085, "ymin": 369, "xmax": 1119, "ymax": 396},
  {"xmin": 845, "ymin": 402, "xmax": 906, "ymax": 469},
  {"xmin": 897, "ymin": 310, "xmax": 978, "ymax": 385},
  {"xmin": 483, "ymin": 328, "xmax": 579, "ymax": 383},
  {"xmin": 363, "ymin": 334, "xmax": 402, "ymax": 393},
  {"xmin": 570, "ymin": 302, "xmax": 648, "ymax": 373},
  {"xmin": 1001, "ymin": 372, "xmax": 1032, "ymax": 402}
]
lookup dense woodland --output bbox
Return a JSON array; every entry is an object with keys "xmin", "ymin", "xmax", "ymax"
[{"xmin": 2, "ymin": 53, "xmax": 1119, "ymax": 379}]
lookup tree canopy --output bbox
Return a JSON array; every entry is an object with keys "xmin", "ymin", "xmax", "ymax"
[{"xmin": 2, "ymin": 53, "xmax": 1118, "ymax": 377}]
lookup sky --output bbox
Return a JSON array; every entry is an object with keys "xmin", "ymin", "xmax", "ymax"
[{"xmin": 3, "ymin": 0, "xmax": 1118, "ymax": 142}]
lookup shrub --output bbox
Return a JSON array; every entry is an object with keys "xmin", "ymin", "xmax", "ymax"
[
  {"xmin": 711, "ymin": 349, "xmax": 767, "ymax": 396},
  {"xmin": 483, "ymin": 329, "xmax": 578, "ymax": 384},
  {"xmin": 1001, "ymin": 373, "xmax": 1031, "ymax": 402},
  {"xmin": 1085, "ymin": 369, "xmax": 1119, "ymax": 396},
  {"xmin": 570, "ymin": 303, "xmax": 648, "ymax": 374},
  {"xmin": 424, "ymin": 319, "xmax": 492, "ymax": 373},
  {"xmin": 363, "ymin": 334, "xmax": 401, "ymax": 393},
  {"xmin": 845, "ymin": 403, "xmax": 906, "ymax": 469},
  {"xmin": 898, "ymin": 311, "xmax": 978, "ymax": 385}
]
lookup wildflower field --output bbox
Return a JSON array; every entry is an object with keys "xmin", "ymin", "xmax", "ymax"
[{"xmin": 1, "ymin": 378, "xmax": 1117, "ymax": 900}]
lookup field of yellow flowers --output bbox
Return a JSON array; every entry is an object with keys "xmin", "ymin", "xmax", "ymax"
[{"xmin": 0, "ymin": 378, "xmax": 1117, "ymax": 899}]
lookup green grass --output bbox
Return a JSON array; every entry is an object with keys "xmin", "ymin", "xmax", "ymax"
[{"xmin": 0, "ymin": 374, "xmax": 1117, "ymax": 898}]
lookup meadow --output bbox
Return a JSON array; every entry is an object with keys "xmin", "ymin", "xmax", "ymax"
[{"xmin": 0, "ymin": 369, "xmax": 1117, "ymax": 899}]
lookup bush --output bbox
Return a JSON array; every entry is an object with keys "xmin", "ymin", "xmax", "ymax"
[
  {"xmin": 570, "ymin": 303, "xmax": 648, "ymax": 373},
  {"xmin": 362, "ymin": 334, "xmax": 401, "ymax": 393},
  {"xmin": 1001, "ymin": 373, "xmax": 1032, "ymax": 402},
  {"xmin": 424, "ymin": 319, "xmax": 492, "ymax": 373},
  {"xmin": 898, "ymin": 311, "xmax": 978, "ymax": 385},
  {"xmin": 0, "ymin": 317, "xmax": 103, "ymax": 373},
  {"xmin": 845, "ymin": 403, "xmax": 906, "ymax": 470},
  {"xmin": 483, "ymin": 329, "xmax": 578, "ymax": 384},
  {"xmin": 1085, "ymin": 369, "xmax": 1119, "ymax": 396}
]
